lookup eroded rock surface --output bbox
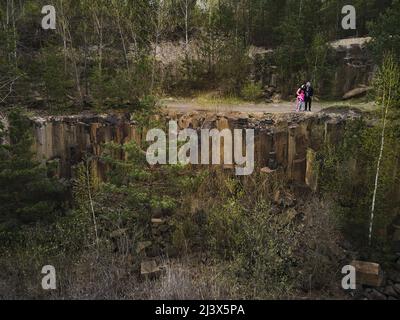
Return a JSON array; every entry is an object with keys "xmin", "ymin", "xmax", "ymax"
[
  {"xmin": 329, "ymin": 37, "xmax": 375, "ymax": 98},
  {"xmin": 29, "ymin": 110, "xmax": 362, "ymax": 188}
]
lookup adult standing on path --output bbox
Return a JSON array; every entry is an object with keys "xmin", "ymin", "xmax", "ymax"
[{"xmin": 305, "ymin": 82, "xmax": 314, "ymax": 112}]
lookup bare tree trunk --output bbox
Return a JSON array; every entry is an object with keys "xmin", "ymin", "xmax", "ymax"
[
  {"xmin": 6, "ymin": 0, "xmax": 10, "ymax": 64},
  {"xmin": 369, "ymin": 90, "xmax": 389, "ymax": 246},
  {"xmin": 85, "ymin": 160, "xmax": 99, "ymax": 252},
  {"xmin": 83, "ymin": 22, "xmax": 89, "ymax": 99},
  {"xmin": 235, "ymin": 2, "xmax": 239, "ymax": 47},
  {"xmin": 6, "ymin": 0, "xmax": 9, "ymax": 25},
  {"xmin": 208, "ymin": 2, "xmax": 213, "ymax": 73},
  {"xmin": 247, "ymin": 0, "xmax": 252, "ymax": 45},
  {"xmin": 11, "ymin": 0, "xmax": 17, "ymax": 68},
  {"xmin": 299, "ymin": 0, "xmax": 303, "ymax": 17},
  {"xmin": 58, "ymin": 0, "xmax": 68, "ymax": 73},
  {"xmin": 66, "ymin": 28, "xmax": 84, "ymax": 106},
  {"xmin": 93, "ymin": 12, "xmax": 103, "ymax": 76},
  {"xmin": 368, "ymin": 56, "xmax": 399, "ymax": 245},
  {"xmin": 116, "ymin": 10, "xmax": 129, "ymax": 70},
  {"xmin": 151, "ymin": 1, "xmax": 165, "ymax": 94},
  {"xmin": 150, "ymin": 31, "xmax": 159, "ymax": 94},
  {"xmin": 184, "ymin": 0, "xmax": 189, "ymax": 55}
]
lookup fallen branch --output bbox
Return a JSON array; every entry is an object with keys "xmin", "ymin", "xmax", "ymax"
[{"xmin": 0, "ymin": 76, "xmax": 20, "ymax": 104}]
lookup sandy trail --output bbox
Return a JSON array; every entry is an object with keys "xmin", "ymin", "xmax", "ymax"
[{"xmin": 162, "ymin": 100, "xmax": 324, "ymax": 114}]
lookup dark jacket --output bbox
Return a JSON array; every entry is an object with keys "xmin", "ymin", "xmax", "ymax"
[{"xmin": 305, "ymin": 86, "xmax": 314, "ymax": 99}]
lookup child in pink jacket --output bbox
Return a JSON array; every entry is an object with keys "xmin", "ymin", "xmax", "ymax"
[{"xmin": 296, "ymin": 85, "xmax": 306, "ymax": 112}]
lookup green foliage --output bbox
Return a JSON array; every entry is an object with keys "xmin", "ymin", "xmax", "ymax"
[
  {"xmin": 198, "ymin": 175, "xmax": 297, "ymax": 298},
  {"xmin": 368, "ymin": 0, "xmax": 400, "ymax": 63},
  {"xmin": 171, "ymin": 170, "xmax": 342, "ymax": 298},
  {"xmin": 89, "ymin": 58, "xmax": 153, "ymax": 110},
  {"xmin": 317, "ymin": 55, "xmax": 400, "ymax": 251},
  {"xmin": 317, "ymin": 118, "xmax": 399, "ymax": 248},
  {"xmin": 36, "ymin": 46, "xmax": 74, "ymax": 108},
  {"xmin": 216, "ymin": 43, "xmax": 253, "ymax": 96},
  {"xmin": 306, "ymin": 33, "xmax": 333, "ymax": 94},
  {"xmin": 0, "ymin": 0, "xmax": 393, "ymax": 107},
  {"xmin": 0, "ymin": 110, "xmax": 66, "ymax": 231},
  {"xmin": 93, "ymin": 138, "xmax": 206, "ymax": 255},
  {"xmin": 373, "ymin": 53, "xmax": 400, "ymax": 111},
  {"xmin": 240, "ymin": 81, "xmax": 263, "ymax": 101},
  {"xmin": 226, "ymin": 200, "xmax": 297, "ymax": 298}
]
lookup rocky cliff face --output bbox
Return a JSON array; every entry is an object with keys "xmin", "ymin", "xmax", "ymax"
[
  {"xmin": 329, "ymin": 37, "xmax": 375, "ymax": 98},
  {"xmin": 256, "ymin": 37, "xmax": 375, "ymax": 100},
  {"xmin": 31, "ymin": 113, "xmax": 143, "ymax": 179},
  {"xmin": 29, "ymin": 110, "xmax": 362, "ymax": 189},
  {"xmin": 6, "ymin": 109, "xmax": 400, "ymax": 283},
  {"xmin": 154, "ymin": 38, "xmax": 375, "ymax": 101}
]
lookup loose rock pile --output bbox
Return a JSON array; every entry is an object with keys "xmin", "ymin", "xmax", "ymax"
[{"xmin": 351, "ymin": 259, "xmax": 400, "ymax": 300}]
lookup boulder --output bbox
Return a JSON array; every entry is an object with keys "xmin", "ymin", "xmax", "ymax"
[
  {"xmin": 260, "ymin": 167, "xmax": 277, "ymax": 174},
  {"xmin": 151, "ymin": 218, "xmax": 165, "ymax": 225},
  {"xmin": 329, "ymin": 37, "xmax": 372, "ymax": 50},
  {"xmin": 141, "ymin": 260, "xmax": 161, "ymax": 278},
  {"xmin": 329, "ymin": 37, "xmax": 375, "ymax": 98},
  {"xmin": 343, "ymin": 86, "xmax": 372, "ymax": 100},
  {"xmin": 351, "ymin": 260, "xmax": 385, "ymax": 287}
]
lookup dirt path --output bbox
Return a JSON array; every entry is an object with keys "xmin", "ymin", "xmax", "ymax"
[
  {"xmin": 162, "ymin": 100, "xmax": 325, "ymax": 114},
  {"xmin": 161, "ymin": 98, "xmax": 377, "ymax": 115}
]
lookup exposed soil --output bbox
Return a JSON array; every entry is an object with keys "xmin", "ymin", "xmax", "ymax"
[{"xmin": 161, "ymin": 99, "xmax": 375, "ymax": 115}]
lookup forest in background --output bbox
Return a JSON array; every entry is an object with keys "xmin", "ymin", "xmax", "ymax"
[{"xmin": 0, "ymin": 0, "xmax": 399, "ymax": 111}]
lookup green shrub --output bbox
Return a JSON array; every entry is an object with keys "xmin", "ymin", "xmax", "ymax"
[
  {"xmin": 317, "ymin": 119, "xmax": 399, "ymax": 249},
  {"xmin": 0, "ymin": 110, "xmax": 66, "ymax": 231},
  {"xmin": 240, "ymin": 81, "xmax": 263, "ymax": 101}
]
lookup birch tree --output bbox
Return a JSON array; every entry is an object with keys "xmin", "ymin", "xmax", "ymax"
[
  {"xmin": 179, "ymin": 0, "xmax": 193, "ymax": 56},
  {"xmin": 368, "ymin": 54, "xmax": 400, "ymax": 245},
  {"xmin": 150, "ymin": 0, "xmax": 170, "ymax": 93}
]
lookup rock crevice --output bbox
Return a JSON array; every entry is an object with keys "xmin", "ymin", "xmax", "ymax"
[{"xmin": 29, "ymin": 111, "xmax": 361, "ymax": 187}]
